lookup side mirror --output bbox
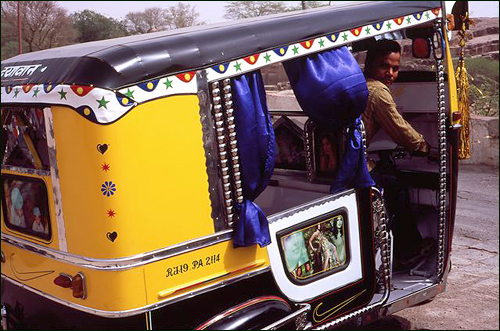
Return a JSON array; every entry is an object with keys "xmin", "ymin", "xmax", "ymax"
[{"xmin": 412, "ymin": 37, "xmax": 431, "ymax": 59}]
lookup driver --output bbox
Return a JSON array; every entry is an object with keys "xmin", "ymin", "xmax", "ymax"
[
  {"xmin": 362, "ymin": 39, "xmax": 431, "ymax": 171},
  {"xmin": 362, "ymin": 39, "xmax": 435, "ymax": 268}
]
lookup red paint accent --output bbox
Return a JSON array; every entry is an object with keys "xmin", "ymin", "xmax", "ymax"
[
  {"xmin": 243, "ymin": 54, "xmax": 260, "ymax": 64},
  {"xmin": 70, "ymin": 85, "xmax": 94, "ymax": 97},
  {"xmin": 22, "ymin": 84, "xmax": 35, "ymax": 93},
  {"xmin": 431, "ymin": 8, "xmax": 441, "ymax": 16},
  {"xmin": 300, "ymin": 39, "xmax": 315, "ymax": 49},
  {"xmin": 393, "ymin": 17, "xmax": 404, "ymax": 25},
  {"xmin": 101, "ymin": 163, "xmax": 111, "ymax": 172},
  {"xmin": 176, "ymin": 72, "xmax": 196, "ymax": 82},
  {"xmin": 350, "ymin": 28, "xmax": 363, "ymax": 36},
  {"xmin": 107, "ymin": 209, "xmax": 116, "ymax": 218}
]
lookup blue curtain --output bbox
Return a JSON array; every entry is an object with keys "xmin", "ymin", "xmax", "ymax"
[
  {"xmin": 283, "ymin": 46, "xmax": 375, "ymax": 192},
  {"xmin": 231, "ymin": 71, "xmax": 275, "ymax": 248}
]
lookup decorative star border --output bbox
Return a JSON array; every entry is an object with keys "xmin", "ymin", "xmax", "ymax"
[
  {"xmin": 1, "ymin": 74, "xmax": 198, "ymax": 124},
  {"xmin": 205, "ymin": 8, "xmax": 441, "ymax": 81},
  {"xmin": 1, "ymin": 8, "xmax": 440, "ymax": 123}
]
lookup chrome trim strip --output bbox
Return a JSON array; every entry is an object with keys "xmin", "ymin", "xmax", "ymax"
[
  {"xmin": 44, "ymin": 107, "xmax": 68, "ymax": 252},
  {"xmin": 1, "ymin": 266, "xmax": 270, "ymax": 318},
  {"xmin": 197, "ymin": 71, "xmax": 228, "ymax": 232},
  {"xmin": 384, "ymin": 283, "xmax": 441, "ymax": 316},
  {"xmin": 1, "ymin": 230, "xmax": 233, "ymax": 271},
  {"xmin": 434, "ymin": 18, "xmax": 448, "ymax": 277},
  {"xmin": 263, "ymin": 303, "xmax": 311, "ymax": 330}
]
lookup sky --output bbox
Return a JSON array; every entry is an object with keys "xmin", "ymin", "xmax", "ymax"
[{"xmin": 61, "ymin": 1, "xmax": 499, "ymax": 24}]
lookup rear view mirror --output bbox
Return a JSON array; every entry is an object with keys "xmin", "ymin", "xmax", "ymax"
[{"xmin": 412, "ymin": 37, "xmax": 431, "ymax": 58}]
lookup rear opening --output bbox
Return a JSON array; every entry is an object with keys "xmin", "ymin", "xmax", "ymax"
[{"xmin": 257, "ymin": 47, "xmax": 444, "ymax": 299}]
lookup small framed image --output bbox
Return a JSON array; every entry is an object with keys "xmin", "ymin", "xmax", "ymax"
[
  {"xmin": 280, "ymin": 213, "xmax": 349, "ymax": 283},
  {"xmin": 1, "ymin": 174, "xmax": 52, "ymax": 241},
  {"xmin": 273, "ymin": 116, "xmax": 307, "ymax": 172},
  {"xmin": 305, "ymin": 119, "xmax": 345, "ymax": 183}
]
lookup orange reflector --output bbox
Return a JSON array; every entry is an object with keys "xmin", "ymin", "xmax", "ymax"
[
  {"xmin": 71, "ymin": 272, "xmax": 87, "ymax": 299},
  {"xmin": 452, "ymin": 112, "xmax": 462, "ymax": 122},
  {"xmin": 54, "ymin": 274, "xmax": 72, "ymax": 288}
]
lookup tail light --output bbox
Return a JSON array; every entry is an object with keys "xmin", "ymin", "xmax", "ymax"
[
  {"xmin": 71, "ymin": 272, "xmax": 87, "ymax": 299},
  {"xmin": 53, "ymin": 272, "xmax": 87, "ymax": 299},
  {"xmin": 53, "ymin": 274, "xmax": 72, "ymax": 288}
]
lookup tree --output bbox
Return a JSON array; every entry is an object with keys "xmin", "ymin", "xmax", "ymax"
[
  {"xmin": 1, "ymin": 1, "xmax": 76, "ymax": 53},
  {"xmin": 223, "ymin": 1, "xmax": 289, "ymax": 20},
  {"xmin": 125, "ymin": 7, "xmax": 169, "ymax": 34},
  {"xmin": 296, "ymin": 1, "xmax": 331, "ymax": 10},
  {"xmin": 71, "ymin": 10, "xmax": 129, "ymax": 43},
  {"xmin": 165, "ymin": 2, "xmax": 204, "ymax": 29}
]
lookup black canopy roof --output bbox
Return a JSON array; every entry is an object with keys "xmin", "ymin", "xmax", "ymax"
[{"xmin": 1, "ymin": 1, "xmax": 441, "ymax": 90}]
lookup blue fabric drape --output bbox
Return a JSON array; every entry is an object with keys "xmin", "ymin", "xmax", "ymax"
[
  {"xmin": 283, "ymin": 46, "xmax": 375, "ymax": 192},
  {"xmin": 329, "ymin": 117, "xmax": 375, "ymax": 194},
  {"xmin": 232, "ymin": 71, "xmax": 275, "ymax": 248}
]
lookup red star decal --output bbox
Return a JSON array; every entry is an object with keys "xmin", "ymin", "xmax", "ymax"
[
  {"xmin": 107, "ymin": 209, "xmax": 116, "ymax": 218},
  {"xmin": 101, "ymin": 163, "xmax": 110, "ymax": 172}
]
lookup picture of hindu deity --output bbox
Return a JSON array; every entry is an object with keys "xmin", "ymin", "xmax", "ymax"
[
  {"xmin": 315, "ymin": 131, "xmax": 339, "ymax": 178},
  {"xmin": 273, "ymin": 117, "xmax": 306, "ymax": 171}
]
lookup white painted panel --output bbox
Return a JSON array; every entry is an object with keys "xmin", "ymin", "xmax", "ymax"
[{"xmin": 267, "ymin": 191, "xmax": 363, "ymax": 302}]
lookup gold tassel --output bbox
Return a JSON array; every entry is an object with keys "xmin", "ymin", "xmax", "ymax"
[
  {"xmin": 456, "ymin": 57, "xmax": 471, "ymax": 159},
  {"xmin": 455, "ymin": 13, "xmax": 473, "ymax": 160}
]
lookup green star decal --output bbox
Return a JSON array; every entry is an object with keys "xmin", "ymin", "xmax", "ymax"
[
  {"xmin": 32, "ymin": 87, "xmax": 40, "ymax": 98},
  {"xmin": 292, "ymin": 45, "xmax": 299, "ymax": 55},
  {"xmin": 14, "ymin": 89, "xmax": 20, "ymax": 98},
  {"xmin": 425, "ymin": 12, "xmax": 430, "ymax": 20},
  {"xmin": 163, "ymin": 78, "xmax": 173, "ymax": 89},
  {"xmin": 318, "ymin": 39, "xmax": 325, "ymax": 48},
  {"xmin": 233, "ymin": 61, "xmax": 242, "ymax": 72},
  {"xmin": 97, "ymin": 96, "xmax": 110, "ymax": 109},
  {"xmin": 342, "ymin": 33, "xmax": 348, "ymax": 42},
  {"xmin": 386, "ymin": 22, "xmax": 392, "ymax": 30},
  {"xmin": 406, "ymin": 17, "xmax": 412, "ymax": 24},
  {"xmin": 58, "ymin": 88, "xmax": 67, "ymax": 100},
  {"xmin": 365, "ymin": 27, "xmax": 371, "ymax": 35},
  {"xmin": 124, "ymin": 88, "xmax": 135, "ymax": 98},
  {"xmin": 264, "ymin": 53, "xmax": 272, "ymax": 63}
]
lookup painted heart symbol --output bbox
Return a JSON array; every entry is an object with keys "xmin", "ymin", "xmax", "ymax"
[
  {"xmin": 97, "ymin": 144, "xmax": 108, "ymax": 154},
  {"xmin": 106, "ymin": 232, "xmax": 117, "ymax": 242}
]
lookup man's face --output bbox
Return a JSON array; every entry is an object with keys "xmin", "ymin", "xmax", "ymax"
[{"xmin": 369, "ymin": 52, "xmax": 401, "ymax": 87}]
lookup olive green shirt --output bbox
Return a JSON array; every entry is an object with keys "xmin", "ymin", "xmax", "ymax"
[{"xmin": 362, "ymin": 78, "xmax": 428, "ymax": 171}]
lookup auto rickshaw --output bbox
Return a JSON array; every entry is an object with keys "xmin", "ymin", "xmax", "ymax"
[{"xmin": 1, "ymin": 1, "xmax": 470, "ymax": 329}]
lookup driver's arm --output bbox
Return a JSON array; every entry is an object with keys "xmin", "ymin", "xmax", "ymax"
[{"xmin": 370, "ymin": 85, "xmax": 429, "ymax": 155}]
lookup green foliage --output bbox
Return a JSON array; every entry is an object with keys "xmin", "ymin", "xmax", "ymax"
[
  {"xmin": 463, "ymin": 57, "xmax": 499, "ymax": 117},
  {"xmin": 288, "ymin": 1, "xmax": 331, "ymax": 11},
  {"xmin": 71, "ymin": 10, "xmax": 129, "ymax": 43},
  {"xmin": 224, "ymin": 1, "xmax": 289, "ymax": 19}
]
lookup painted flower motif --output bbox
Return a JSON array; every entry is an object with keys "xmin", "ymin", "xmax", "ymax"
[{"xmin": 101, "ymin": 181, "xmax": 116, "ymax": 197}]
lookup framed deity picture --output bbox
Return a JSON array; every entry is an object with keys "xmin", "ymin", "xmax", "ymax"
[
  {"xmin": 273, "ymin": 116, "xmax": 307, "ymax": 172},
  {"xmin": 305, "ymin": 119, "xmax": 345, "ymax": 183}
]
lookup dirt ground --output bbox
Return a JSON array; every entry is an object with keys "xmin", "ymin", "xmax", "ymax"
[{"xmin": 368, "ymin": 164, "xmax": 499, "ymax": 330}]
